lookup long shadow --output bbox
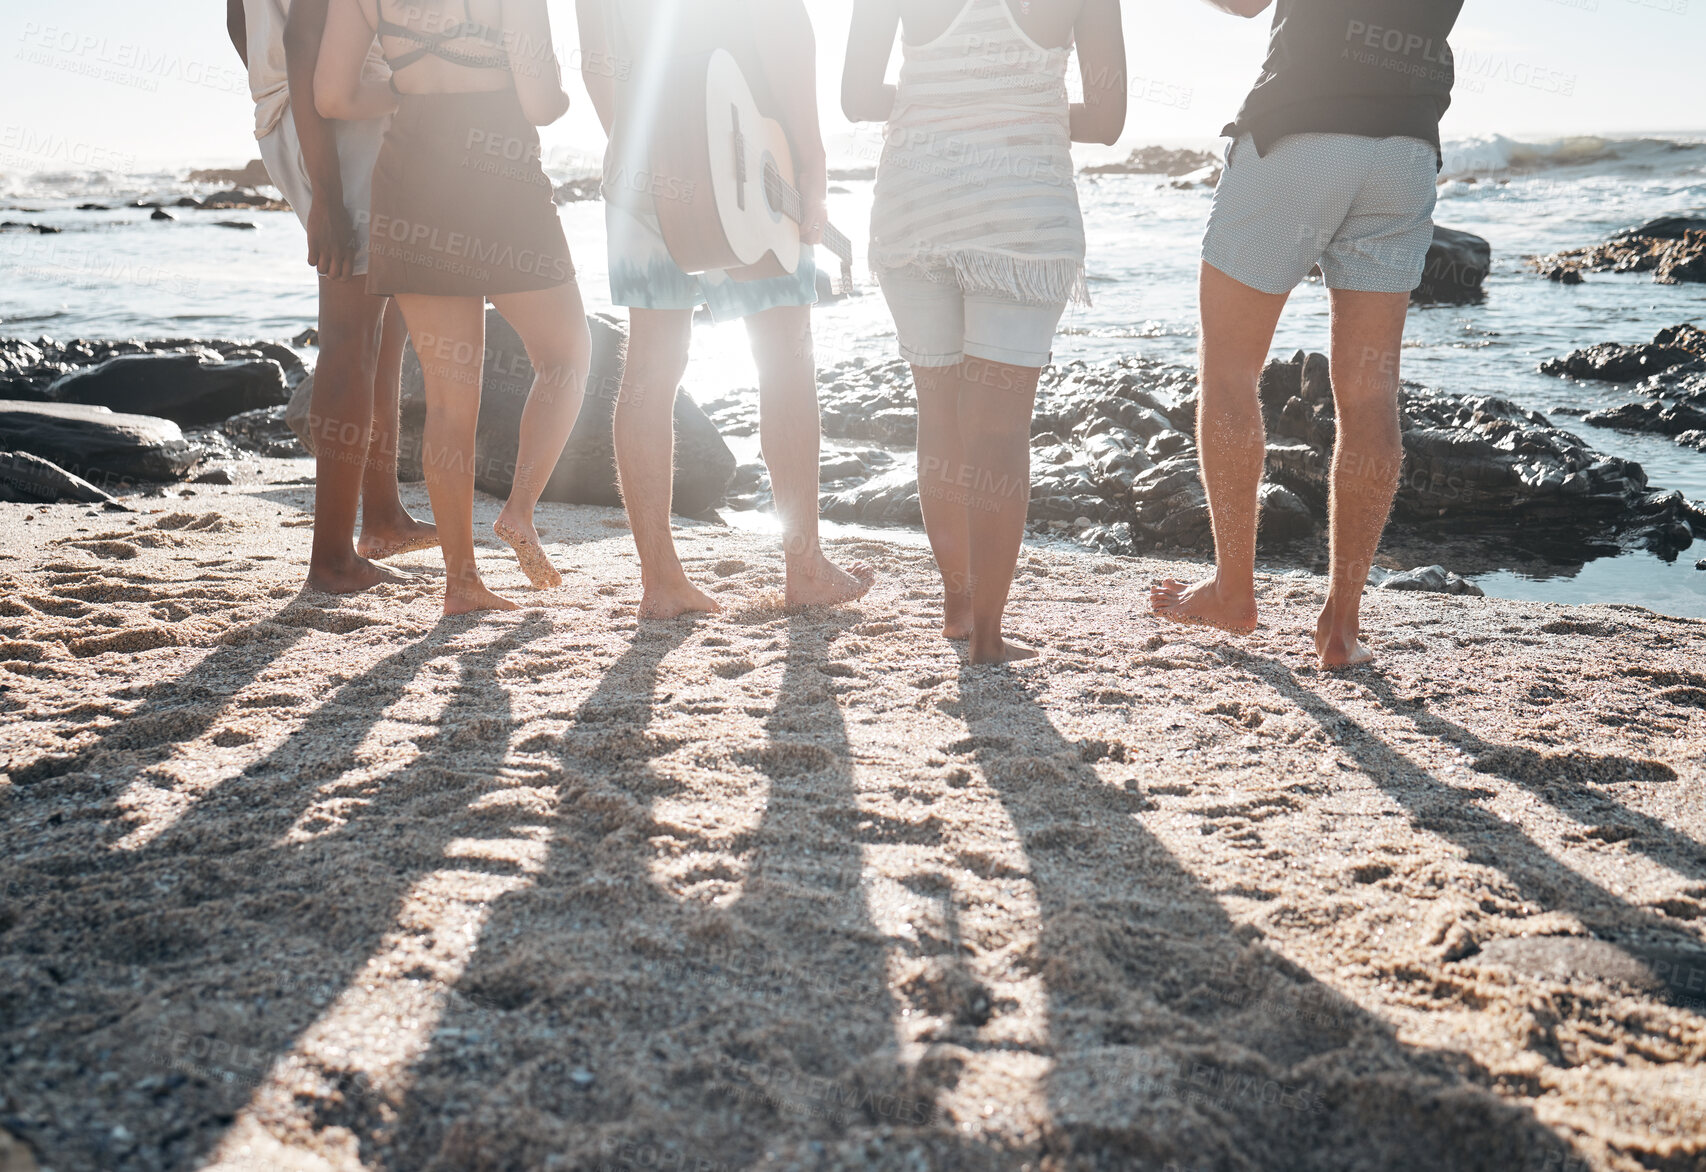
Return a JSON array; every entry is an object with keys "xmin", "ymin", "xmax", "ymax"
[
  {"xmin": 1, "ymin": 613, "xmax": 552, "ymax": 1171},
  {"xmin": 1223, "ymin": 649, "xmax": 1706, "ymax": 1011},
  {"xmin": 374, "ymin": 610, "xmax": 916, "ymax": 1170},
  {"xmin": 371, "ymin": 620, "xmax": 701, "ymax": 1168},
  {"xmin": 955, "ymin": 661, "xmax": 1592, "ymax": 1170},
  {"xmin": 1360, "ymin": 672, "xmax": 1706, "ymax": 884}
]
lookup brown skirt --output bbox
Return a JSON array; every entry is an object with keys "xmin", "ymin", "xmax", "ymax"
[{"xmin": 366, "ymin": 89, "xmax": 573, "ymax": 297}]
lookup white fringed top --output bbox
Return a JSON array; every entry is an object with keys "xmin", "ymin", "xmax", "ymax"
[{"xmin": 870, "ymin": 0, "xmax": 1088, "ymax": 306}]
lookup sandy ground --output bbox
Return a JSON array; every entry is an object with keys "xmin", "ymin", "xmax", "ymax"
[{"xmin": 2, "ymin": 466, "xmax": 1704, "ymax": 1172}]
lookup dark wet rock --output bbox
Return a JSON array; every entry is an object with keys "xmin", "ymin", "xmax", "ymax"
[
  {"xmin": 1532, "ymin": 213, "xmax": 1706, "ymax": 285},
  {"xmin": 552, "ymin": 178, "xmax": 602, "ymax": 204},
  {"xmin": 48, "ymin": 353, "xmax": 290, "ymax": 427},
  {"xmin": 76, "ymin": 202, "xmax": 110, "ymax": 211},
  {"xmin": 214, "ymin": 220, "xmax": 257, "ymax": 231},
  {"xmin": 810, "ymin": 348, "xmax": 1701, "ymax": 562},
  {"xmin": 1252, "ymin": 350, "xmax": 1699, "ymax": 557},
  {"xmin": 0, "ymin": 401, "xmax": 199, "ymax": 486},
  {"xmin": 188, "ymin": 160, "xmax": 272, "ymax": 187},
  {"xmin": 292, "ymin": 327, "xmax": 319, "ymax": 348},
  {"xmin": 1371, "ymin": 565, "xmax": 1484, "ymax": 596},
  {"xmin": 174, "ymin": 196, "xmax": 204, "ymax": 209},
  {"xmin": 1, "ymin": 336, "xmax": 307, "ymax": 405},
  {"xmin": 0, "ymin": 222, "xmax": 60, "ymax": 234},
  {"xmin": 1544, "ymin": 326, "xmax": 1706, "ymax": 453},
  {"xmin": 378, "ymin": 310, "xmax": 733, "ymax": 514},
  {"xmin": 201, "ymin": 188, "xmax": 291, "ymax": 212},
  {"xmin": 1414, "ymin": 226, "xmax": 1491, "ymax": 304},
  {"xmin": 0, "ymin": 448, "xmax": 120, "ymax": 505},
  {"xmin": 1540, "ymin": 324, "xmax": 1706, "ymax": 382},
  {"xmin": 1083, "ymin": 146, "xmax": 1219, "ymax": 176},
  {"xmin": 150, "ymin": 208, "xmax": 174, "ymax": 222},
  {"xmin": 1617, "ymin": 214, "xmax": 1706, "ymax": 242},
  {"xmin": 219, "ymin": 405, "xmax": 304, "ymax": 457},
  {"xmin": 1169, "ymin": 165, "xmax": 1221, "ymax": 190}
]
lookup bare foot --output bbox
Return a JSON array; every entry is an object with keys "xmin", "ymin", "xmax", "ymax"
[
  {"xmin": 785, "ymin": 556, "xmax": 876, "ymax": 610},
  {"xmin": 494, "ymin": 515, "xmax": 562, "ymax": 589},
  {"xmin": 358, "ymin": 516, "xmax": 439, "ymax": 561},
  {"xmin": 304, "ymin": 556, "xmax": 410, "ymax": 595},
  {"xmin": 1316, "ymin": 614, "xmax": 1375, "ymax": 668},
  {"xmin": 444, "ymin": 581, "xmax": 521, "ymax": 616},
  {"xmin": 1150, "ymin": 576, "xmax": 1258, "ymax": 634},
  {"xmin": 942, "ymin": 592, "xmax": 973, "ymax": 641},
  {"xmin": 638, "ymin": 580, "xmax": 722, "ymax": 620},
  {"xmin": 968, "ymin": 636, "xmax": 1039, "ymax": 665}
]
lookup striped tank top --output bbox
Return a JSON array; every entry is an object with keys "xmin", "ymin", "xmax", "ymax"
[{"xmin": 870, "ymin": 0, "xmax": 1088, "ymax": 306}]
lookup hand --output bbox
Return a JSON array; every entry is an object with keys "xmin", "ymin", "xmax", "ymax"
[{"xmin": 305, "ymin": 193, "xmax": 357, "ymax": 281}]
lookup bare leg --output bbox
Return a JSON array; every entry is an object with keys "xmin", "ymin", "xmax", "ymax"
[
  {"xmin": 1316, "ymin": 288, "xmax": 1409, "ymax": 668},
  {"xmin": 747, "ymin": 304, "xmax": 874, "ymax": 608},
  {"xmin": 913, "ymin": 363, "xmax": 973, "ymax": 638},
  {"xmin": 612, "ymin": 308, "xmax": 718, "ymax": 619},
  {"xmin": 303, "ymin": 273, "xmax": 407, "ymax": 593},
  {"xmin": 1151, "ymin": 262, "xmax": 1289, "ymax": 633},
  {"xmin": 392, "ymin": 293, "xmax": 517, "ymax": 616},
  {"xmin": 959, "ymin": 357, "xmax": 1041, "ymax": 664},
  {"xmin": 357, "ymin": 296, "xmax": 438, "ymax": 560},
  {"xmin": 489, "ymin": 282, "xmax": 593, "ymax": 588}
]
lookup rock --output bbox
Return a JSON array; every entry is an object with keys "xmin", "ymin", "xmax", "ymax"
[
  {"xmin": 0, "ymin": 448, "xmax": 120, "ymax": 505},
  {"xmin": 48, "ymin": 353, "xmax": 290, "ymax": 426},
  {"xmin": 0, "ymin": 400, "xmax": 199, "ymax": 486},
  {"xmin": 0, "ymin": 222, "xmax": 59, "ymax": 235},
  {"xmin": 389, "ymin": 310, "xmax": 735, "ymax": 515},
  {"xmin": 1614, "ymin": 214, "xmax": 1706, "ymax": 242},
  {"xmin": 821, "ymin": 466, "xmax": 923, "ymax": 527},
  {"xmin": 174, "ymin": 196, "xmax": 205, "ymax": 208},
  {"xmin": 1083, "ymin": 146, "xmax": 1219, "ymax": 176},
  {"xmin": 215, "ymin": 220, "xmax": 257, "ymax": 230},
  {"xmin": 1413, "ymin": 226, "xmax": 1491, "ymax": 304},
  {"xmin": 1545, "ymin": 326, "xmax": 1706, "ymax": 454},
  {"xmin": 1168, "ymin": 164, "xmax": 1221, "ymax": 189},
  {"xmin": 77, "ymin": 202, "xmax": 110, "ymax": 211},
  {"xmin": 188, "ymin": 159, "xmax": 273, "ymax": 187},
  {"xmin": 1250, "ymin": 350, "xmax": 1699, "ymax": 558},
  {"xmin": 201, "ymin": 188, "xmax": 291, "ymax": 212},
  {"xmin": 150, "ymin": 208, "xmax": 174, "ymax": 222},
  {"xmin": 827, "ymin": 166, "xmax": 876, "ymax": 181},
  {"xmin": 1532, "ymin": 213, "xmax": 1706, "ymax": 285},
  {"xmin": 1373, "ymin": 565, "xmax": 1484, "ymax": 596},
  {"xmin": 292, "ymin": 327, "xmax": 320, "ymax": 347},
  {"xmin": 552, "ymin": 178, "xmax": 602, "ymax": 204},
  {"xmin": 221, "ymin": 405, "xmax": 304, "ymax": 457}
]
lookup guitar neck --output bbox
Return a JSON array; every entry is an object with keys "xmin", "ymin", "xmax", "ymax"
[{"xmin": 763, "ymin": 163, "xmax": 854, "ymax": 271}]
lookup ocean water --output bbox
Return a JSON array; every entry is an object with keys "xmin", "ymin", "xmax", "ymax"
[{"xmin": 3, "ymin": 133, "xmax": 1704, "ymax": 614}]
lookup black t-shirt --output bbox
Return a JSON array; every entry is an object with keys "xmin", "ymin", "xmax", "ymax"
[{"xmin": 1224, "ymin": 0, "xmax": 1465, "ymax": 164}]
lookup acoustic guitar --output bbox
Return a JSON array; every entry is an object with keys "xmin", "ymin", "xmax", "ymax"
[{"xmin": 653, "ymin": 49, "xmax": 855, "ymax": 293}]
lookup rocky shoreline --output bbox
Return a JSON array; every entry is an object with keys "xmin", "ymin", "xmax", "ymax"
[
  {"xmin": 1531, "ymin": 213, "xmax": 1706, "ymax": 285},
  {"xmin": 1542, "ymin": 323, "xmax": 1706, "ymax": 454},
  {"xmin": 5, "ymin": 327, "xmax": 1704, "ymax": 588}
]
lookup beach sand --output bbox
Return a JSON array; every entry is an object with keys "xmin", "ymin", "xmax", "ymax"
[{"xmin": 2, "ymin": 466, "xmax": 1704, "ymax": 1172}]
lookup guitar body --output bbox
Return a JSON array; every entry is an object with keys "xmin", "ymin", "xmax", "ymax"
[{"xmin": 655, "ymin": 50, "xmax": 802, "ymax": 281}]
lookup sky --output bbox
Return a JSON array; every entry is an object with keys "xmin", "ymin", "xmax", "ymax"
[{"xmin": 1, "ymin": 0, "xmax": 1702, "ymax": 174}]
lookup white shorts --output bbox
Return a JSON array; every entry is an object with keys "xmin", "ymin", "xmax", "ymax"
[
  {"xmin": 257, "ymin": 111, "xmax": 387, "ymax": 277},
  {"xmin": 877, "ymin": 267, "xmax": 1065, "ymax": 369},
  {"xmin": 1203, "ymin": 133, "xmax": 1439, "ymax": 296}
]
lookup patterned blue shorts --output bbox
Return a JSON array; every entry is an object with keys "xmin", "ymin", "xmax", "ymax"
[{"xmin": 605, "ymin": 202, "xmax": 818, "ymax": 323}]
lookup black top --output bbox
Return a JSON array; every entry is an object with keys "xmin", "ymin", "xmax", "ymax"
[
  {"xmin": 373, "ymin": 0, "xmax": 509, "ymax": 79},
  {"xmin": 1223, "ymin": 0, "xmax": 1465, "ymax": 165}
]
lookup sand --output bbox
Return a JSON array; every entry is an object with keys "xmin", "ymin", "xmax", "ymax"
[{"xmin": 2, "ymin": 466, "xmax": 1704, "ymax": 1172}]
